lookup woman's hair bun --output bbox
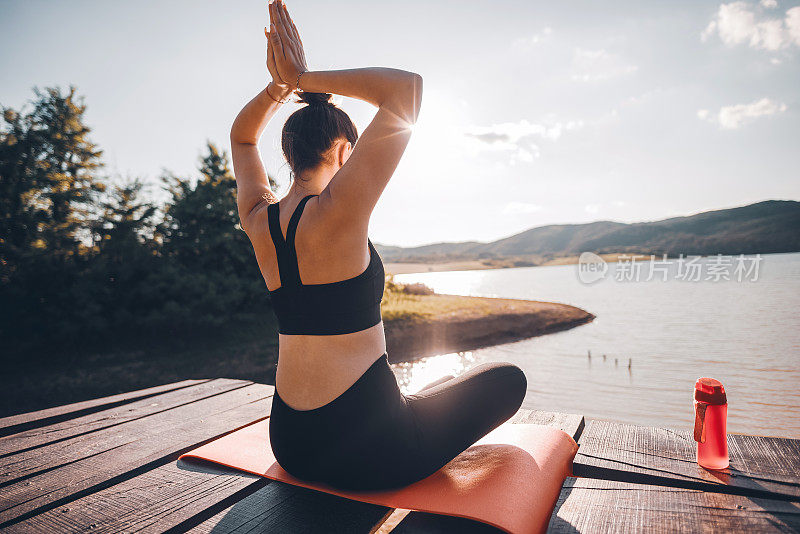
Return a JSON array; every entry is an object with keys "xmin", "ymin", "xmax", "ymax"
[{"xmin": 295, "ymin": 91, "xmax": 334, "ymax": 107}]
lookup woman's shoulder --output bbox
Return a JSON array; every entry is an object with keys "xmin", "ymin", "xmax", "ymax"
[
  {"xmin": 241, "ymin": 193, "xmax": 279, "ymax": 233},
  {"xmin": 310, "ymin": 191, "xmax": 371, "ymax": 237}
]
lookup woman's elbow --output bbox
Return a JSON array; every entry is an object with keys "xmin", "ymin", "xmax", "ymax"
[
  {"xmin": 385, "ymin": 72, "xmax": 423, "ymax": 125},
  {"xmin": 230, "ymin": 127, "xmax": 257, "ymax": 146},
  {"xmin": 229, "ymin": 113, "xmax": 259, "ymax": 145}
]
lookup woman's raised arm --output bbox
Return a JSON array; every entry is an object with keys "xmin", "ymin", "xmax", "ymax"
[
  {"xmin": 230, "ymin": 0, "xmax": 301, "ymax": 231},
  {"xmin": 229, "ymin": 84, "xmax": 287, "ymax": 229},
  {"xmin": 270, "ymin": 0, "xmax": 423, "ymax": 231},
  {"xmin": 301, "ymin": 68, "xmax": 422, "ymax": 226}
]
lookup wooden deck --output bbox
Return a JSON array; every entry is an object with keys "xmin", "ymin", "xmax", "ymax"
[{"xmin": 1, "ymin": 379, "xmax": 798, "ymax": 533}]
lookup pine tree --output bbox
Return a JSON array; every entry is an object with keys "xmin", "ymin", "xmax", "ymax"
[
  {"xmin": 0, "ymin": 86, "xmax": 104, "ymax": 274},
  {"xmin": 1, "ymin": 86, "xmax": 105, "ymax": 352},
  {"xmin": 155, "ymin": 142, "xmax": 269, "ymax": 331},
  {"xmin": 1, "ymin": 89, "xmax": 276, "ymax": 355},
  {"xmin": 92, "ymin": 178, "xmax": 158, "ymax": 264}
]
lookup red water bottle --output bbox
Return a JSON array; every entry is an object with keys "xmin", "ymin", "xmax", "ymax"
[{"xmin": 693, "ymin": 377, "xmax": 729, "ymax": 470}]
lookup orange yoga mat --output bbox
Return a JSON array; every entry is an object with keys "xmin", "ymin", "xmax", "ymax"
[{"xmin": 179, "ymin": 420, "xmax": 578, "ymax": 534}]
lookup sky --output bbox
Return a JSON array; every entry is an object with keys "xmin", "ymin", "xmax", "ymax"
[{"xmin": 1, "ymin": 0, "xmax": 799, "ymax": 247}]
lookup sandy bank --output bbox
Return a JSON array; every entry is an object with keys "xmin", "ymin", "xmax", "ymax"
[{"xmin": 384, "ymin": 294, "xmax": 594, "ymax": 364}]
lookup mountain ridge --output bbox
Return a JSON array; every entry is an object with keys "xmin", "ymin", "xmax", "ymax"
[{"xmin": 375, "ymin": 200, "xmax": 800, "ymax": 263}]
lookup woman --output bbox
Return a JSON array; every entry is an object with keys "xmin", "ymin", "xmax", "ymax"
[{"xmin": 230, "ymin": 0, "xmax": 527, "ymax": 491}]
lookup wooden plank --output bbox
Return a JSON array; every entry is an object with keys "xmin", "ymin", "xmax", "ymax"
[
  {"xmin": 0, "ymin": 379, "xmax": 253, "ymax": 456},
  {"xmin": 573, "ymin": 420, "xmax": 800, "ymax": 501},
  {"xmin": 4, "ymin": 382, "xmax": 388, "ymax": 534},
  {"xmin": 0, "ymin": 382, "xmax": 267, "ymax": 484},
  {"xmin": 391, "ymin": 410, "xmax": 584, "ymax": 534},
  {"xmin": 0, "ymin": 379, "xmax": 208, "ymax": 437},
  {"xmin": 186, "ymin": 478, "xmax": 392, "ymax": 534},
  {"xmin": 510, "ymin": 409, "xmax": 585, "ymax": 441},
  {"xmin": 0, "ymin": 383, "xmax": 273, "ymax": 527},
  {"xmin": 549, "ymin": 478, "xmax": 800, "ymax": 533},
  {"xmin": 6, "ymin": 457, "xmax": 391, "ymax": 534},
  {"xmin": 1, "ymin": 460, "xmax": 268, "ymax": 533}
]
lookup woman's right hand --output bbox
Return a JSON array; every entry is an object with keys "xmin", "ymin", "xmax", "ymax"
[{"xmin": 268, "ymin": 0, "xmax": 308, "ymax": 91}]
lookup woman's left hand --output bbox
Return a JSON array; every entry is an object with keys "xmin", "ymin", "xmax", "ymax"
[
  {"xmin": 265, "ymin": 24, "xmax": 292, "ymax": 100},
  {"xmin": 268, "ymin": 0, "xmax": 308, "ymax": 91}
]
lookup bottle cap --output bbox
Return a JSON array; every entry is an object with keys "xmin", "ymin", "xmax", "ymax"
[{"xmin": 694, "ymin": 377, "xmax": 727, "ymax": 405}]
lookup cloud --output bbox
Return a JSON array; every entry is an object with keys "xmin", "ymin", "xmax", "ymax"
[
  {"xmin": 464, "ymin": 119, "xmax": 584, "ymax": 144},
  {"xmin": 788, "ymin": 8, "xmax": 800, "ymax": 42},
  {"xmin": 570, "ymin": 48, "xmax": 638, "ymax": 82},
  {"xmin": 511, "ymin": 27, "xmax": 553, "ymax": 51},
  {"xmin": 702, "ymin": 2, "xmax": 800, "ymax": 50},
  {"xmin": 464, "ymin": 119, "xmax": 584, "ymax": 163},
  {"xmin": 467, "ymin": 132, "xmax": 512, "ymax": 144},
  {"xmin": 698, "ymin": 97, "xmax": 788, "ymax": 129}
]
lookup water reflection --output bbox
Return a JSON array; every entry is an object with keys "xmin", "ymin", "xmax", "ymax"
[
  {"xmin": 391, "ymin": 253, "xmax": 800, "ymax": 438},
  {"xmin": 394, "ymin": 352, "xmax": 475, "ymax": 394}
]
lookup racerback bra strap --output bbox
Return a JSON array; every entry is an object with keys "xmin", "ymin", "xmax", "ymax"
[
  {"xmin": 267, "ymin": 195, "xmax": 317, "ymax": 288},
  {"xmin": 267, "ymin": 201, "xmax": 295, "ymax": 287}
]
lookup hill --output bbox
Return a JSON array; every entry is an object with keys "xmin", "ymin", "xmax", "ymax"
[{"xmin": 376, "ymin": 200, "xmax": 800, "ymax": 263}]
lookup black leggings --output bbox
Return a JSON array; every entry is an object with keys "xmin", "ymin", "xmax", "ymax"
[{"xmin": 269, "ymin": 354, "xmax": 527, "ymax": 491}]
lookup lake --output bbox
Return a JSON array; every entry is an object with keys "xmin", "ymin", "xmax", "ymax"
[{"xmin": 392, "ymin": 252, "xmax": 800, "ymax": 438}]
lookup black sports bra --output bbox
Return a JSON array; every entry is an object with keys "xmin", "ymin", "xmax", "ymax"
[{"xmin": 266, "ymin": 194, "xmax": 385, "ymax": 335}]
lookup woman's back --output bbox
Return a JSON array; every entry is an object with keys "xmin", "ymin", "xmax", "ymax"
[
  {"xmin": 251, "ymin": 193, "xmax": 388, "ymax": 411},
  {"xmin": 265, "ymin": 195, "xmax": 384, "ymax": 336}
]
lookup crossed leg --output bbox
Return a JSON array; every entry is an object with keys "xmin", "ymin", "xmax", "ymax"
[
  {"xmin": 415, "ymin": 373, "xmax": 456, "ymax": 393},
  {"xmin": 403, "ymin": 362, "xmax": 528, "ymax": 480}
]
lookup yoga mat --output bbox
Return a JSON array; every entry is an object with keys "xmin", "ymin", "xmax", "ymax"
[{"xmin": 179, "ymin": 420, "xmax": 578, "ymax": 534}]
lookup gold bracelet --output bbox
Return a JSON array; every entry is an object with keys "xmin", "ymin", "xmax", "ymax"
[
  {"xmin": 267, "ymin": 84, "xmax": 289, "ymax": 104},
  {"xmin": 295, "ymin": 70, "xmax": 307, "ymax": 92}
]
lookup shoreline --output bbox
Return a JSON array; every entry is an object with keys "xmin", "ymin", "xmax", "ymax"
[
  {"xmin": 384, "ymin": 253, "xmax": 652, "ymax": 275},
  {"xmin": 0, "ymin": 294, "xmax": 594, "ymax": 417},
  {"xmin": 384, "ymin": 294, "xmax": 594, "ymax": 364}
]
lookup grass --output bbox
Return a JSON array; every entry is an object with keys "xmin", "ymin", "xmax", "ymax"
[
  {"xmin": 382, "ymin": 291, "xmax": 496, "ymax": 322},
  {"xmin": 381, "ymin": 276, "xmax": 494, "ymax": 322}
]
